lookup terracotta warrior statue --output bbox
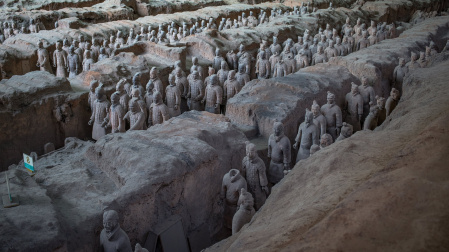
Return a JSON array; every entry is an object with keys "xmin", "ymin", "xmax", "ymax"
[
  {"xmin": 217, "ymin": 61, "xmax": 230, "ymax": 87},
  {"xmin": 226, "ymin": 50, "xmax": 238, "ymax": 70},
  {"xmin": 270, "ymin": 36, "xmax": 282, "ymax": 55},
  {"xmin": 36, "ymin": 40, "xmax": 53, "ymax": 74},
  {"xmin": 165, "ymin": 74, "xmax": 181, "ymax": 118},
  {"xmin": 29, "ymin": 18, "xmax": 39, "ymax": 33},
  {"xmin": 67, "ymin": 45, "xmax": 80, "ymax": 78},
  {"xmin": 385, "ymin": 88, "xmax": 400, "ymax": 116},
  {"xmin": 105, "ymin": 92, "xmax": 126, "ymax": 133},
  {"xmin": 320, "ymin": 92, "xmax": 342, "ymax": 141},
  {"xmin": 221, "ymin": 169, "xmax": 247, "ymax": 229},
  {"xmin": 223, "ymin": 70, "xmax": 240, "ymax": 110},
  {"xmin": 295, "ymin": 49, "xmax": 309, "ymax": 70},
  {"xmin": 335, "ymin": 122, "xmax": 353, "ymax": 142},
  {"xmin": 319, "ymin": 133, "xmax": 334, "ymax": 149},
  {"xmin": 363, "ymin": 102, "xmax": 380, "ymax": 130},
  {"xmin": 124, "ymin": 98, "xmax": 146, "ymax": 131},
  {"xmin": 311, "ymin": 100, "xmax": 327, "ymax": 137},
  {"xmin": 83, "ymin": 50, "xmax": 94, "ymax": 72},
  {"xmin": 213, "ymin": 48, "xmax": 225, "ymax": 73},
  {"xmin": 236, "ymin": 64, "xmax": 250, "ymax": 88},
  {"xmin": 256, "ymin": 51, "xmax": 270, "ymax": 79},
  {"xmin": 242, "ymin": 142, "xmax": 268, "ymax": 210},
  {"xmin": 115, "ymin": 79, "xmax": 130, "ymax": 112},
  {"xmin": 312, "ymin": 45, "xmax": 327, "ymax": 65},
  {"xmin": 149, "ymin": 67, "xmax": 164, "ymax": 99},
  {"xmin": 187, "ymin": 70, "xmax": 204, "ymax": 111},
  {"xmin": 392, "ymin": 57, "xmax": 408, "ymax": 92},
  {"xmin": 88, "ymin": 80, "xmax": 99, "ymax": 111},
  {"xmin": 358, "ymin": 76, "xmax": 376, "ymax": 125},
  {"xmin": 267, "ymin": 122, "xmax": 291, "ymax": 184},
  {"xmin": 202, "ymin": 74, "xmax": 223, "ymax": 114},
  {"xmin": 273, "ymin": 59, "xmax": 287, "ymax": 78},
  {"xmin": 190, "ymin": 57, "xmax": 204, "ymax": 80},
  {"xmin": 171, "ymin": 68, "xmax": 187, "ymax": 112},
  {"xmin": 53, "ymin": 41, "xmax": 68, "ymax": 78},
  {"xmin": 149, "ymin": 91, "xmax": 170, "ymax": 126},
  {"xmin": 406, "ymin": 52, "xmax": 421, "ymax": 70},
  {"xmin": 88, "ymin": 83, "xmax": 110, "ymax": 140},
  {"xmin": 324, "ymin": 40, "xmax": 338, "ymax": 60},
  {"xmin": 269, "ymin": 51, "xmax": 281, "ymax": 76},
  {"xmin": 293, "ymin": 109, "xmax": 320, "ymax": 162},
  {"xmin": 232, "ymin": 188, "xmax": 255, "ymax": 234},
  {"xmin": 345, "ymin": 83, "xmax": 364, "ymax": 132},
  {"xmin": 100, "ymin": 210, "xmax": 132, "ymax": 252},
  {"xmin": 376, "ymin": 95, "xmax": 386, "ymax": 126}
]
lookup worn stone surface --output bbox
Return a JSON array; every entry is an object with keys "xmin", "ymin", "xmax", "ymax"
[
  {"xmin": 0, "ymin": 71, "xmax": 90, "ymax": 171},
  {"xmin": 0, "ymin": 111, "xmax": 247, "ymax": 251},
  {"xmin": 206, "ymin": 51, "xmax": 449, "ymax": 252}
]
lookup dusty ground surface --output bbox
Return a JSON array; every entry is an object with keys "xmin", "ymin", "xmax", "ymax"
[{"xmin": 206, "ymin": 54, "xmax": 449, "ymax": 252}]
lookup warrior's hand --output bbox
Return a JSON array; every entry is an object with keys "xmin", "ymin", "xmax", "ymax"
[
  {"xmin": 88, "ymin": 119, "xmax": 93, "ymax": 126},
  {"xmin": 36, "ymin": 63, "xmax": 40, "ymax": 68},
  {"xmin": 262, "ymin": 186, "xmax": 269, "ymax": 196},
  {"xmin": 174, "ymin": 104, "xmax": 178, "ymax": 110},
  {"xmin": 293, "ymin": 142, "xmax": 298, "ymax": 150}
]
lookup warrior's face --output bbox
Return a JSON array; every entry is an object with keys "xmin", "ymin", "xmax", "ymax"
[
  {"xmin": 274, "ymin": 123, "xmax": 283, "ymax": 137},
  {"xmin": 327, "ymin": 97, "xmax": 334, "ymax": 105},
  {"xmin": 399, "ymin": 58, "xmax": 405, "ymax": 67},
  {"xmin": 103, "ymin": 212, "xmax": 118, "ymax": 233},
  {"xmin": 246, "ymin": 144, "xmax": 256, "ymax": 159},
  {"xmin": 351, "ymin": 86, "xmax": 358, "ymax": 95},
  {"xmin": 311, "ymin": 106, "xmax": 319, "ymax": 116}
]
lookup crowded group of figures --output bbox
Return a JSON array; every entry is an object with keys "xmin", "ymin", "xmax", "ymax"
[{"xmin": 220, "ymin": 40, "xmax": 449, "ymax": 237}]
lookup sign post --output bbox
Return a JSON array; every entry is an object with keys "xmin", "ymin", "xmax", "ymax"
[
  {"xmin": 2, "ymin": 172, "xmax": 19, "ymax": 208},
  {"xmin": 23, "ymin": 153, "xmax": 35, "ymax": 175}
]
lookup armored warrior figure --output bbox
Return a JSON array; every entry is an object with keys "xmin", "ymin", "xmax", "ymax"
[
  {"xmin": 190, "ymin": 57, "xmax": 204, "ymax": 80},
  {"xmin": 149, "ymin": 91, "xmax": 170, "ymax": 126},
  {"xmin": 29, "ymin": 18, "xmax": 39, "ymax": 33},
  {"xmin": 358, "ymin": 76, "xmax": 376, "ymax": 124},
  {"xmin": 187, "ymin": 70, "xmax": 204, "ymax": 111},
  {"xmin": 345, "ymin": 83, "xmax": 364, "ymax": 132},
  {"xmin": 226, "ymin": 50, "xmax": 238, "ymax": 70},
  {"xmin": 88, "ymin": 84, "xmax": 110, "ymax": 140},
  {"xmin": 385, "ymin": 88, "xmax": 400, "ymax": 116},
  {"xmin": 256, "ymin": 51, "xmax": 271, "ymax": 79},
  {"xmin": 237, "ymin": 44, "xmax": 252, "ymax": 75},
  {"xmin": 312, "ymin": 46, "xmax": 327, "ymax": 65},
  {"xmin": 293, "ymin": 109, "xmax": 320, "ymax": 162},
  {"xmin": 320, "ymin": 133, "xmax": 334, "ymax": 149},
  {"xmin": 100, "ymin": 210, "xmax": 132, "ymax": 252},
  {"xmin": 124, "ymin": 98, "xmax": 146, "ymax": 130},
  {"xmin": 242, "ymin": 142, "xmax": 268, "ymax": 210},
  {"xmin": 88, "ymin": 80, "xmax": 99, "ymax": 111},
  {"xmin": 406, "ymin": 52, "xmax": 421, "ymax": 70},
  {"xmin": 295, "ymin": 49, "xmax": 309, "ymax": 69},
  {"xmin": 335, "ymin": 122, "xmax": 353, "ymax": 142},
  {"xmin": 149, "ymin": 67, "xmax": 164, "ymax": 99},
  {"xmin": 53, "ymin": 41, "xmax": 68, "ymax": 78},
  {"xmin": 165, "ymin": 74, "xmax": 181, "ymax": 117},
  {"xmin": 131, "ymin": 72, "xmax": 145, "ymax": 100},
  {"xmin": 376, "ymin": 95, "xmax": 387, "ymax": 126},
  {"xmin": 357, "ymin": 31, "xmax": 370, "ymax": 51},
  {"xmin": 392, "ymin": 58, "xmax": 408, "ymax": 92},
  {"xmin": 320, "ymin": 91, "xmax": 342, "ymax": 140},
  {"xmin": 325, "ymin": 40, "xmax": 338, "ymax": 60},
  {"xmin": 83, "ymin": 51, "xmax": 94, "ymax": 72},
  {"xmin": 67, "ymin": 45, "xmax": 80, "ymax": 78},
  {"xmin": 62, "ymin": 39, "xmax": 71, "ymax": 54},
  {"xmin": 223, "ymin": 70, "xmax": 240, "ymax": 105},
  {"xmin": 106, "ymin": 92, "xmax": 126, "ymax": 133},
  {"xmin": 284, "ymin": 54, "xmax": 297, "ymax": 75},
  {"xmin": 217, "ymin": 61, "xmax": 230, "ymax": 87},
  {"xmin": 232, "ymin": 188, "xmax": 255, "ymax": 234},
  {"xmin": 363, "ymin": 102, "xmax": 380, "ymax": 130},
  {"xmin": 236, "ymin": 64, "xmax": 250, "ymax": 88},
  {"xmin": 73, "ymin": 40, "xmax": 84, "ymax": 70},
  {"xmin": 115, "ymin": 79, "xmax": 130, "ymax": 112},
  {"xmin": 213, "ymin": 48, "xmax": 225, "ymax": 73},
  {"xmin": 202, "ymin": 74, "xmax": 223, "ymax": 114},
  {"xmin": 334, "ymin": 37, "xmax": 347, "ymax": 56},
  {"xmin": 204, "ymin": 67, "xmax": 215, "ymax": 87},
  {"xmin": 311, "ymin": 100, "xmax": 327, "ymax": 137},
  {"xmin": 36, "ymin": 41, "xmax": 53, "ymax": 74},
  {"xmin": 267, "ymin": 122, "xmax": 291, "ymax": 184},
  {"xmin": 273, "ymin": 60, "xmax": 287, "ymax": 78},
  {"xmin": 270, "ymin": 36, "xmax": 282, "ymax": 55},
  {"xmin": 98, "ymin": 47, "xmax": 109, "ymax": 61},
  {"xmin": 221, "ymin": 169, "xmax": 247, "ymax": 229},
  {"xmin": 145, "ymin": 80, "xmax": 154, "ymax": 125},
  {"xmin": 269, "ymin": 51, "xmax": 281, "ymax": 76},
  {"xmin": 174, "ymin": 68, "xmax": 189, "ymax": 113}
]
